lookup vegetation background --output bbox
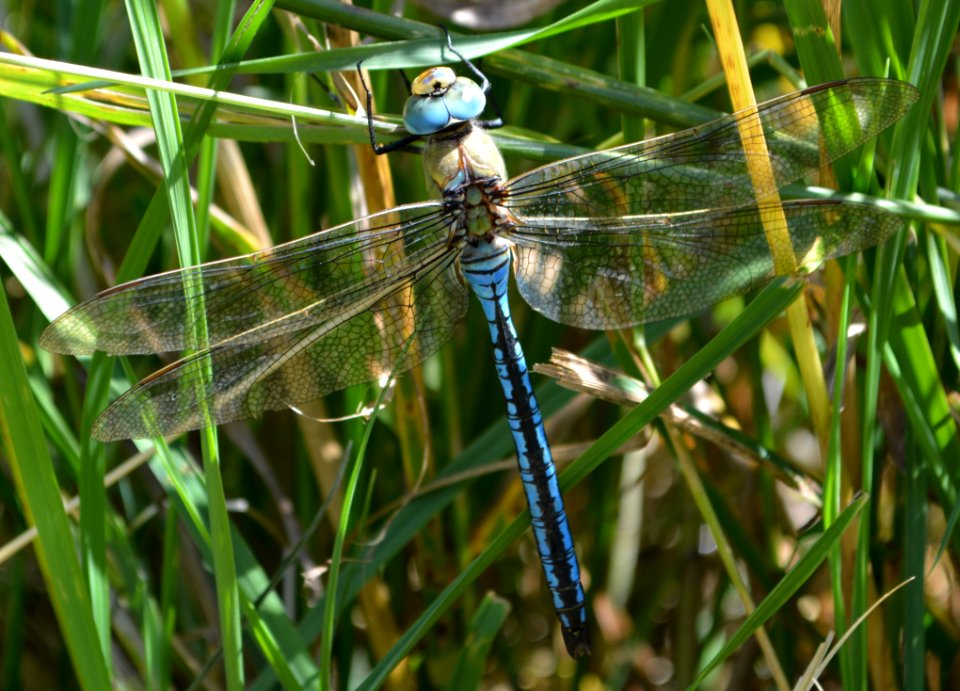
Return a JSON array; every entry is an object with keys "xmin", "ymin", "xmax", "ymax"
[{"xmin": 0, "ymin": 0, "xmax": 957, "ymax": 688}]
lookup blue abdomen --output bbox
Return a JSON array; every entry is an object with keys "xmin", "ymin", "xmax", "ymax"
[{"xmin": 460, "ymin": 237, "xmax": 590, "ymax": 657}]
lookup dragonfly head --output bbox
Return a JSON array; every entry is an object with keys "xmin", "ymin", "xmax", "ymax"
[{"xmin": 402, "ymin": 66, "xmax": 486, "ymax": 135}]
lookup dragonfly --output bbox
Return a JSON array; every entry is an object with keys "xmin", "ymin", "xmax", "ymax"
[{"xmin": 41, "ymin": 52, "xmax": 917, "ymax": 657}]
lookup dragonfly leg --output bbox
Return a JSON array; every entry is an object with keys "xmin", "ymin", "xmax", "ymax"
[
  {"xmin": 355, "ymin": 61, "xmax": 423, "ymax": 155},
  {"xmin": 439, "ymin": 26, "xmax": 504, "ymax": 130}
]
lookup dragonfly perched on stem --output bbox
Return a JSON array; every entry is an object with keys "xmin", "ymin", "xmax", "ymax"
[{"xmin": 41, "ymin": 39, "xmax": 917, "ymax": 656}]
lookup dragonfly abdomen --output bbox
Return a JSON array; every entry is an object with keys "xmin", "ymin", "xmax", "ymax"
[{"xmin": 461, "ymin": 238, "xmax": 591, "ymax": 657}]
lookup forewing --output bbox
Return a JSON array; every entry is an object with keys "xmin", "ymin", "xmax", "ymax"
[
  {"xmin": 511, "ymin": 200, "xmax": 902, "ymax": 329},
  {"xmin": 503, "ymin": 79, "xmax": 917, "ymax": 217},
  {"xmin": 92, "ymin": 247, "xmax": 466, "ymax": 440},
  {"xmin": 40, "ymin": 203, "xmax": 452, "ymax": 355}
]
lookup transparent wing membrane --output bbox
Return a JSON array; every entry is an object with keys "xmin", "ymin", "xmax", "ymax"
[
  {"xmin": 41, "ymin": 203, "xmax": 468, "ymax": 440},
  {"xmin": 39, "ymin": 78, "xmax": 917, "ymax": 441},
  {"xmin": 41, "ymin": 203, "xmax": 452, "ymax": 355},
  {"xmin": 511, "ymin": 200, "xmax": 902, "ymax": 329},
  {"xmin": 91, "ymin": 248, "xmax": 465, "ymax": 440},
  {"xmin": 503, "ymin": 79, "xmax": 916, "ymax": 328},
  {"xmin": 504, "ymin": 79, "xmax": 917, "ymax": 217}
]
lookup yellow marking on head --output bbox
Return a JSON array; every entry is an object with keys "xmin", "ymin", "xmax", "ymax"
[{"xmin": 411, "ymin": 66, "xmax": 456, "ymax": 96}]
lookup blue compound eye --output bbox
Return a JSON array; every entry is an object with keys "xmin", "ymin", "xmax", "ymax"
[
  {"xmin": 444, "ymin": 77, "xmax": 486, "ymax": 121},
  {"xmin": 402, "ymin": 70, "xmax": 487, "ymax": 135},
  {"xmin": 404, "ymin": 67, "xmax": 459, "ymax": 134},
  {"xmin": 403, "ymin": 93, "xmax": 453, "ymax": 135}
]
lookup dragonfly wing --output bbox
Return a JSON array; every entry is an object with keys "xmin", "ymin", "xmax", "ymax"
[
  {"xmin": 92, "ymin": 247, "xmax": 466, "ymax": 440},
  {"xmin": 503, "ymin": 79, "xmax": 917, "ymax": 216},
  {"xmin": 41, "ymin": 203, "xmax": 453, "ymax": 355},
  {"xmin": 511, "ymin": 200, "xmax": 902, "ymax": 329}
]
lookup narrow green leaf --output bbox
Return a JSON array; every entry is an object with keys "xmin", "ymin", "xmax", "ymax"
[
  {"xmin": 0, "ymin": 240, "xmax": 111, "ymax": 689},
  {"xmin": 688, "ymin": 494, "xmax": 870, "ymax": 689},
  {"xmin": 445, "ymin": 594, "xmax": 511, "ymax": 691}
]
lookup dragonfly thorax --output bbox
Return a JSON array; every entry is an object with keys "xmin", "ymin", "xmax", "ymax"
[
  {"xmin": 420, "ymin": 120, "xmax": 514, "ymax": 243},
  {"xmin": 421, "ymin": 121, "xmax": 507, "ymax": 194}
]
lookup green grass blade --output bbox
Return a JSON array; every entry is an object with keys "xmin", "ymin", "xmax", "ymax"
[
  {"xmin": 783, "ymin": 0, "xmax": 843, "ymax": 82},
  {"xmin": 902, "ymin": 438, "xmax": 927, "ymax": 691},
  {"xmin": 445, "ymin": 594, "xmax": 511, "ymax": 691},
  {"xmin": 688, "ymin": 493, "xmax": 869, "ymax": 690},
  {"xmin": 277, "ymin": 0, "xmax": 718, "ymax": 128},
  {"xmin": 0, "ymin": 233, "xmax": 111, "ymax": 689},
  {"xmin": 123, "ymin": 1, "xmax": 241, "ymax": 687}
]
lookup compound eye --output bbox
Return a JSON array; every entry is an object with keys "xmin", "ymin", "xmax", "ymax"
[
  {"xmin": 403, "ymin": 93, "xmax": 452, "ymax": 135},
  {"xmin": 444, "ymin": 77, "xmax": 486, "ymax": 121},
  {"xmin": 410, "ymin": 66, "xmax": 457, "ymax": 96},
  {"xmin": 402, "ymin": 67, "xmax": 486, "ymax": 135}
]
